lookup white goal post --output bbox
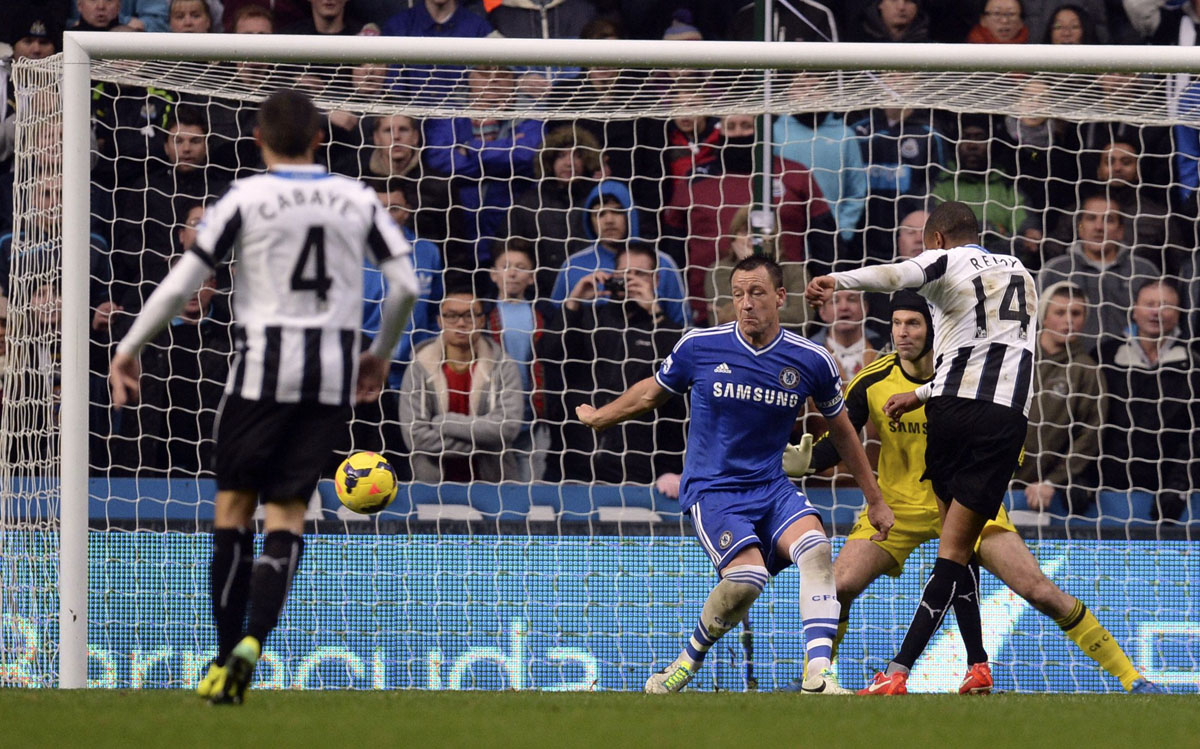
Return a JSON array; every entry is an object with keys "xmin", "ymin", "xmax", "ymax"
[{"xmin": 34, "ymin": 32, "xmax": 1200, "ymax": 690}]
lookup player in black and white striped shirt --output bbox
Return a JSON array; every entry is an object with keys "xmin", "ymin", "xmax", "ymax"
[
  {"xmin": 806, "ymin": 201, "xmax": 1037, "ymax": 695},
  {"xmin": 110, "ymin": 90, "xmax": 418, "ymax": 705}
]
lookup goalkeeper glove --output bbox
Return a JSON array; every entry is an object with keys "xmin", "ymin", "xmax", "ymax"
[{"xmin": 782, "ymin": 433, "xmax": 814, "ymax": 478}]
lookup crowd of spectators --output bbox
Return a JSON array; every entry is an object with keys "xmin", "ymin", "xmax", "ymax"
[{"xmin": 1, "ymin": 0, "xmax": 1198, "ymax": 520}]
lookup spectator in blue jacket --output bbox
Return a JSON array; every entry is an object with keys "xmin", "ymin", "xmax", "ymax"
[
  {"xmin": 850, "ymin": 93, "xmax": 945, "ymax": 261},
  {"xmin": 1174, "ymin": 81, "xmax": 1200, "ymax": 209},
  {"xmin": 362, "ymin": 179, "xmax": 445, "ymax": 388},
  {"xmin": 773, "ymin": 108, "xmax": 868, "ymax": 245},
  {"xmin": 383, "ymin": 0, "xmax": 495, "ymax": 104},
  {"xmin": 424, "ymin": 65, "xmax": 544, "ymax": 268},
  {"xmin": 550, "ymin": 180, "xmax": 688, "ymax": 327}
]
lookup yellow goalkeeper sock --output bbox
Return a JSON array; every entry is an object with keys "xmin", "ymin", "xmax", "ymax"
[
  {"xmin": 831, "ymin": 616, "xmax": 849, "ymax": 661},
  {"xmin": 1057, "ymin": 599, "xmax": 1141, "ymax": 691}
]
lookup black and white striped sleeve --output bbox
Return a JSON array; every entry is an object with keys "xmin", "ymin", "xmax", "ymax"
[
  {"xmin": 365, "ymin": 201, "xmax": 412, "ymax": 267},
  {"xmin": 192, "ymin": 186, "xmax": 243, "ymax": 267}
]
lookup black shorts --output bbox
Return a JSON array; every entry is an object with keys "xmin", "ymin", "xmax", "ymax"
[
  {"xmin": 213, "ymin": 394, "xmax": 353, "ymax": 503},
  {"xmin": 921, "ymin": 396, "xmax": 1028, "ymax": 519}
]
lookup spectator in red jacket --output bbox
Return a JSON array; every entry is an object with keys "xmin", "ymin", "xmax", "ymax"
[{"xmin": 666, "ymin": 114, "xmax": 837, "ymax": 321}]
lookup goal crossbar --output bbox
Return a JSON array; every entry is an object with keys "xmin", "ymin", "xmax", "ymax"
[{"xmin": 63, "ymin": 32, "xmax": 1200, "ymax": 72}]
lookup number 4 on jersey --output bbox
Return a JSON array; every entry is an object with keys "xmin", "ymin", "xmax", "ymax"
[
  {"xmin": 971, "ymin": 276, "xmax": 1030, "ymax": 340},
  {"xmin": 291, "ymin": 226, "xmax": 332, "ymax": 302}
]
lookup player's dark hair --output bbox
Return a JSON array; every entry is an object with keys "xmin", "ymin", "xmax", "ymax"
[
  {"xmin": 617, "ymin": 241, "xmax": 658, "ymax": 270},
  {"xmin": 731, "ymin": 255, "xmax": 784, "ymax": 289},
  {"xmin": 258, "ymin": 89, "xmax": 323, "ymax": 158},
  {"xmin": 924, "ymin": 201, "xmax": 980, "ymax": 245}
]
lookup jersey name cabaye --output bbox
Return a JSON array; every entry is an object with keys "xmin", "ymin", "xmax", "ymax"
[{"xmin": 193, "ymin": 165, "xmax": 410, "ymax": 406}]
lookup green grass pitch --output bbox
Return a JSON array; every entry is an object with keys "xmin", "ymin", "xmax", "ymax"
[{"xmin": 0, "ymin": 690, "xmax": 1193, "ymax": 748}]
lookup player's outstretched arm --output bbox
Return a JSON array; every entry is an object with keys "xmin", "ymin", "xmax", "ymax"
[
  {"xmin": 826, "ymin": 409, "xmax": 894, "ymax": 541},
  {"xmin": 577, "ymin": 376, "xmax": 671, "ymax": 433},
  {"xmin": 807, "ymin": 259, "xmax": 928, "ymax": 308},
  {"xmin": 804, "ymin": 275, "xmax": 837, "ymax": 307}
]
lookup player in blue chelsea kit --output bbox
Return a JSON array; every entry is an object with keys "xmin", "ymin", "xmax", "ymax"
[{"xmin": 578, "ymin": 256, "xmax": 893, "ymax": 693}]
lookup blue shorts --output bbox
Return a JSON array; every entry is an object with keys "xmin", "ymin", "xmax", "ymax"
[{"xmin": 687, "ymin": 476, "xmax": 819, "ymax": 575}]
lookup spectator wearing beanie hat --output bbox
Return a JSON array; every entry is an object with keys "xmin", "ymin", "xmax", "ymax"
[
  {"xmin": 6, "ymin": 13, "xmax": 61, "ymax": 58},
  {"xmin": 663, "ymin": 9, "xmax": 702, "ymax": 41}
]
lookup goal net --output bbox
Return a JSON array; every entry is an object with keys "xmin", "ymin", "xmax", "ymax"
[{"xmin": 3, "ymin": 37, "xmax": 1198, "ymax": 692}]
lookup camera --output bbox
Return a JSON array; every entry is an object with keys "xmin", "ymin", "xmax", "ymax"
[{"xmin": 606, "ymin": 278, "xmax": 626, "ymax": 300}]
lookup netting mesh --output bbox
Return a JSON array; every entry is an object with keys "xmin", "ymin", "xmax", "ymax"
[
  {"xmin": 2, "ymin": 50, "xmax": 1198, "ymax": 691},
  {"xmin": 0, "ymin": 55, "xmax": 63, "ymax": 689}
]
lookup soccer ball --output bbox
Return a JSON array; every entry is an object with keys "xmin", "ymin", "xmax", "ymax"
[{"xmin": 334, "ymin": 452, "xmax": 399, "ymax": 514}]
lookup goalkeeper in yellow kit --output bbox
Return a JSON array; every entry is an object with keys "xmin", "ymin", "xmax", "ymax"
[{"xmin": 782, "ymin": 290, "xmax": 1162, "ymax": 694}]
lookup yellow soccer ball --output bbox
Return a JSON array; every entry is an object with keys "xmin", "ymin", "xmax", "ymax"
[{"xmin": 334, "ymin": 451, "xmax": 399, "ymax": 514}]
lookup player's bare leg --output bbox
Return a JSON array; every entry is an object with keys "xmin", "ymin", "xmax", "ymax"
[
  {"xmin": 776, "ymin": 515, "xmax": 848, "ymax": 694},
  {"xmin": 863, "ymin": 501, "xmax": 989, "ymax": 695},
  {"xmin": 199, "ymin": 490, "xmax": 258, "ymax": 700},
  {"xmin": 211, "ymin": 496, "xmax": 307, "ymax": 705},
  {"xmin": 832, "ymin": 539, "xmax": 896, "ymax": 660},
  {"xmin": 645, "ymin": 546, "xmax": 767, "ymax": 693},
  {"xmin": 978, "ymin": 529, "xmax": 1161, "ymax": 693}
]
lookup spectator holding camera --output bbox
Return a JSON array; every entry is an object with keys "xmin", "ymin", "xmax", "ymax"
[
  {"xmin": 539, "ymin": 242, "xmax": 686, "ymax": 485},
  {"xmin": 549, "ymin": 180, "xmax": 688, "ymax": 326}
]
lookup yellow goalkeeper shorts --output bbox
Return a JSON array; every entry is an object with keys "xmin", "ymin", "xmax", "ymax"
[{"xmin": 846, "ymin": 502, "xmax": 1018, "ymax": 577}]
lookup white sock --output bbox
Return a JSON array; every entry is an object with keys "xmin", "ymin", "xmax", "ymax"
[{"xmin": 790, "ymin": 530, "xmax": 839, "ymax": 678}]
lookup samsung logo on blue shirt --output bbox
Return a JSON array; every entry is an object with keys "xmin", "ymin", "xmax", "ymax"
[{"xmin": 711, "ymin": 380, "xmax": 801, "ymax": 408}]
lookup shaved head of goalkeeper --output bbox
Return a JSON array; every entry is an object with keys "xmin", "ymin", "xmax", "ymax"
[{"xmin": 256, "ymin": 90, "xmax": 324, "ymax": 159}]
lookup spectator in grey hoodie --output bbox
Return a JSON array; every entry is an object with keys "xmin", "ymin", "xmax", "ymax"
[
  {"xmin": 399, "ymin": 286, "xmax": 525, "ymax": 482},
  {"xmin": 1038, "ymin": 192, "xmax": 1158, "ymax": 352}
]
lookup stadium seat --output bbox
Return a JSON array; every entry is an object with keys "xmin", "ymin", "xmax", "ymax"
[
  {"xmin": 1096, "ymin": 492, "xmax": 1156, "ymax": 527},
  {"xmin": 803, "ymin": 487, "xmax": 861, "ymax": 533}
]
